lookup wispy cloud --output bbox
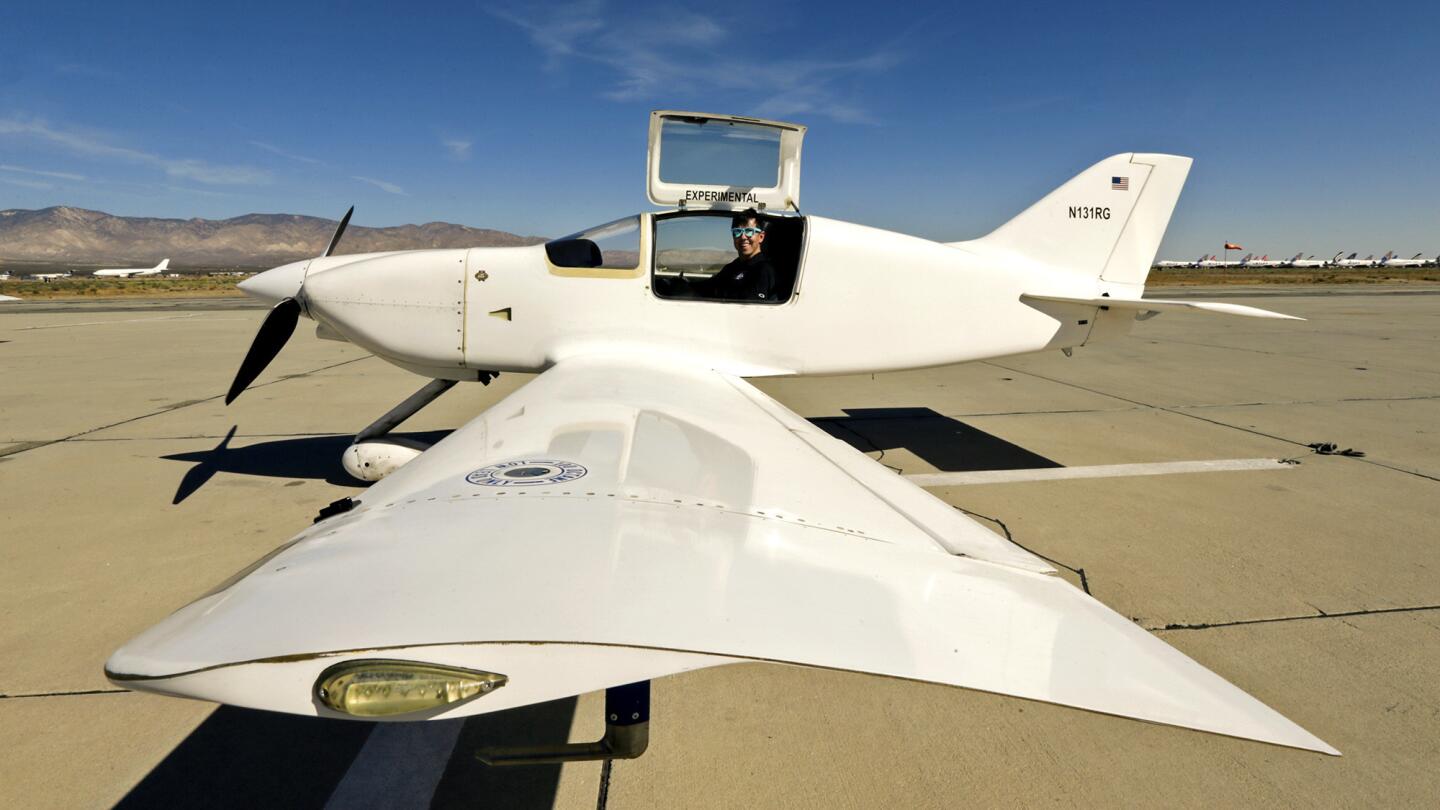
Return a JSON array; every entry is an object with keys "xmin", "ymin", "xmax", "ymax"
[
  {"xmin": 352, "ymin": 175, "xmax": 408, "ymax": 195},
  {"xmin": 442, "ymin": 138, "xmax": 473, "ymax": 160},
  {"xmin": 747, "ymin": 55, "xmax": 899, "ymax": 125},
  {"xmin": 0, "ymin": 176, "xmax": 54, "ymax": 190},
  {"xmin": 0, "ymin": 163, "xmax": 86, "ymax": 181},
  {"xmin": 0, "ymin": 116, "xmax": 271, "ymax": 185},
  {"xmin": 249, "ymin": 140, "xmax": 325, "ymax": 165},
  {"xmin": 489, "ymin": 0, "xmax": 606, "ymax": 68},
  {"xmin": 488, "ymin": 3, "xmax": 897, "ymax": 123}
]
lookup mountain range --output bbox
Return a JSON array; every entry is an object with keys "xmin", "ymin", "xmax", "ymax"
[{"xmin": 0, "ymin": 207, "xmax": 546, "ymax": 267}]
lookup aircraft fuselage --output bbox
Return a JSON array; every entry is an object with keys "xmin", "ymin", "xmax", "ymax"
[{"xmin": 244, "ymin": 214, "xmax": 1125, "ymax": 383}]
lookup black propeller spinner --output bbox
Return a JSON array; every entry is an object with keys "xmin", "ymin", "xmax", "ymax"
[{"xmin": 224, "ymin": 206, "xmax": 352, "ymax": 405}]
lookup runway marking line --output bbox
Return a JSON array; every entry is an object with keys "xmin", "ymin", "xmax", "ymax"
[
  {"xmin": 15, "ymin": 313, "xmax": 207, "ymax": 330},
  {"xmin": 906, "ymin": 457, "xmax": 1293, "ymax": 486}
]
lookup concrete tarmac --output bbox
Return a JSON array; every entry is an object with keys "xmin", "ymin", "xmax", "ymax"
[{"xmin": 2, "ymin": 288, "xmax": 1437, "ymax": 808}]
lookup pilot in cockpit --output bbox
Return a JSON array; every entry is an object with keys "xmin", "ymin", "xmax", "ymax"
[{"xmin": 692, "ymin": 209, "xmax": 777, "ymax": 302}]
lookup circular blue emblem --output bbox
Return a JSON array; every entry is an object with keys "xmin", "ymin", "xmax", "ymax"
[{"xmin": 466, "ymin": 459, "xmax": 588, "ymax": 487}]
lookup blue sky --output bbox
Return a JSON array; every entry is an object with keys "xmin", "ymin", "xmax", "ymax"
[{"xmin": 1, "ymin": 0, "xmax": 1436, "ymax": 258}]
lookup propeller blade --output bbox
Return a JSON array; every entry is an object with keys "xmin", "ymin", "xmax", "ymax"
[
  {"xmin": 323, "ymin": 206, "xmax": 354, "ymax": 258},
  {"xmin": 225, "ymin": 297, "xmax": 301, "ymax": 405}
]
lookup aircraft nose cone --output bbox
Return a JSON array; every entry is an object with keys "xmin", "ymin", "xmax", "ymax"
[{"xmin": 238, "ymin": 260, "xmax": 308, "ymax": 306}]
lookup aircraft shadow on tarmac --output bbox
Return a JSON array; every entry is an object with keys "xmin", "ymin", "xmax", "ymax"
[
  {"xmin": 116, "ymin": 698, "xmax": 579, "ymax": 810},
  {"xmin": 162, "ymin": 428, "xmax": 454, "ymax": 504},
  {"xmin": 809, "ymin": 407, "xmax": 1060, "ymax": 472},
  {"xmin": 163, "ymin": 411, "xmax": 1054, "ymax": 505}
]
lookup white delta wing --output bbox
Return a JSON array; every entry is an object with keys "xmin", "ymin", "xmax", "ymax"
[{"xmin": 108, "ymin": 357, "xmax": 1337, "ymax": 755}]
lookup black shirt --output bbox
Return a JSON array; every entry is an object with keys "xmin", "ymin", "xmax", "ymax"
[{"xmin": 699, "ymin": 253, "xmax": 777, "ymax": 302}]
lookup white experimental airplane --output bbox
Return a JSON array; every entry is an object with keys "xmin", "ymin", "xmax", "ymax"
[
  {"xmin": 93, "ymin": 258, "xmax": 169, "ymax": 278},
  {"xmin": 31, "ymin": 271, "xmax": 72, "ymax": 281},
  {"xmin": 106, "ymin": 111, "xmax": 1337, "ymax": 762}
]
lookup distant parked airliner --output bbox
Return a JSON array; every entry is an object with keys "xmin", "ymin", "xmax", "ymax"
[{"xmin": 94, "ymin": 259, "xmax": 170, "ymax": 278}]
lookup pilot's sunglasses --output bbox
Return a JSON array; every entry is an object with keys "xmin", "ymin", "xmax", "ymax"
[{"xmin": 732, "ymin": 227, "xmax": 764, "ymax": 238}]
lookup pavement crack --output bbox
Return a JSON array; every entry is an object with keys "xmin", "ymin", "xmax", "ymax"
[
  {"xmin": 597, "ymin": 757, "xmax": 614, "ymax": 810},
  {"xmin": 0, "ymin": 356, "xmax": 371, "ymax": 460},
  {"xmin": 982, "ymin": 362, "xmax": 1167, "ymax": 411},
  {"xmin": 1149, "ymin": 603, "xmax": 1440, "ymax": 632},
  {"xmin": 954, "ymin": 507, "xmax": 1091, "ymax": 594},
  {"xmin": 0, "ymin": 440, "xmax": 57, "ymax": 457},
  {"xmin": 1142, "ymin": 336, "xmax": 1440, "ymax": 378},
  {"xmin": 66, "ymin": 431, "xmax": 356, "ymax": 443},
  {"xmin": 0, "ymin": 688, "xmax": 129, "ymax": 699},
  {"xmin": 983, "ymin": 362, "xmax": 1440, "ymax": 484},
  {"xmin": 1178, "ymin": 393, "xmax": 1440, "ymax": 410},
  {"xmin": 820, "ymin": 419, "xmax": 903, "ymax": 474}
]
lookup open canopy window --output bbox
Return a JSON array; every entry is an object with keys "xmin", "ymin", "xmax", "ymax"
[
  {"xmin": 647, "ymin": 111, "xmax": 805, "ymax": 212},
  {"xmin": 651, "ymin": 211, "xmax": 803, "ymax": 305}
]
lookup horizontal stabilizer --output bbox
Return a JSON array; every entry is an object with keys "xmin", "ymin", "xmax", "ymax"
[{"xmin": 1022, "ymin": 294, "xmax": 1304, "ymax": 321}]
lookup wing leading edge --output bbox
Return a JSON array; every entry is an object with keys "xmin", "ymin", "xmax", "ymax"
[{"xmin": 108, "ymin": 357, "xmax": 1336, "ymax": 755}]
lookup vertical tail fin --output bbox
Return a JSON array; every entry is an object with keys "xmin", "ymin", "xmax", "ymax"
[
  {"xmin": 155, "ymin": 259, "xmax": 170, "ymax": 271},
  {"xmin": 953, "ymin": 153, "xmax": 1193, "ymax": 288}
]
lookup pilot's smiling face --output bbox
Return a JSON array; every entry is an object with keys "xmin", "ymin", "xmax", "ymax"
[{"xmin": 733, "ymin": 221, "xmax": 765, "ymax": 259}]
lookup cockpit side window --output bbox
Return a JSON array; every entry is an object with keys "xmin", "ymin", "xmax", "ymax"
[
  {"xmin": 545, "ymin": 216, "xmax": 642, "ymax": 272},
  {"xmin": 651, "ymin": 211, "xmax": 802, "ymax": 305}
]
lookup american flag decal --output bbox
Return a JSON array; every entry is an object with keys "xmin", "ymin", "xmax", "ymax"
[{"xmin": 1111, "ymin": 176, "xmax": 1129, "ymax": 191}]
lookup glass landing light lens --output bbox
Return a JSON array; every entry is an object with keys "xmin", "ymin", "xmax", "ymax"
[{"xmin": 315, "ymin": 659, "xmax": 507, "ymax": 717}]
